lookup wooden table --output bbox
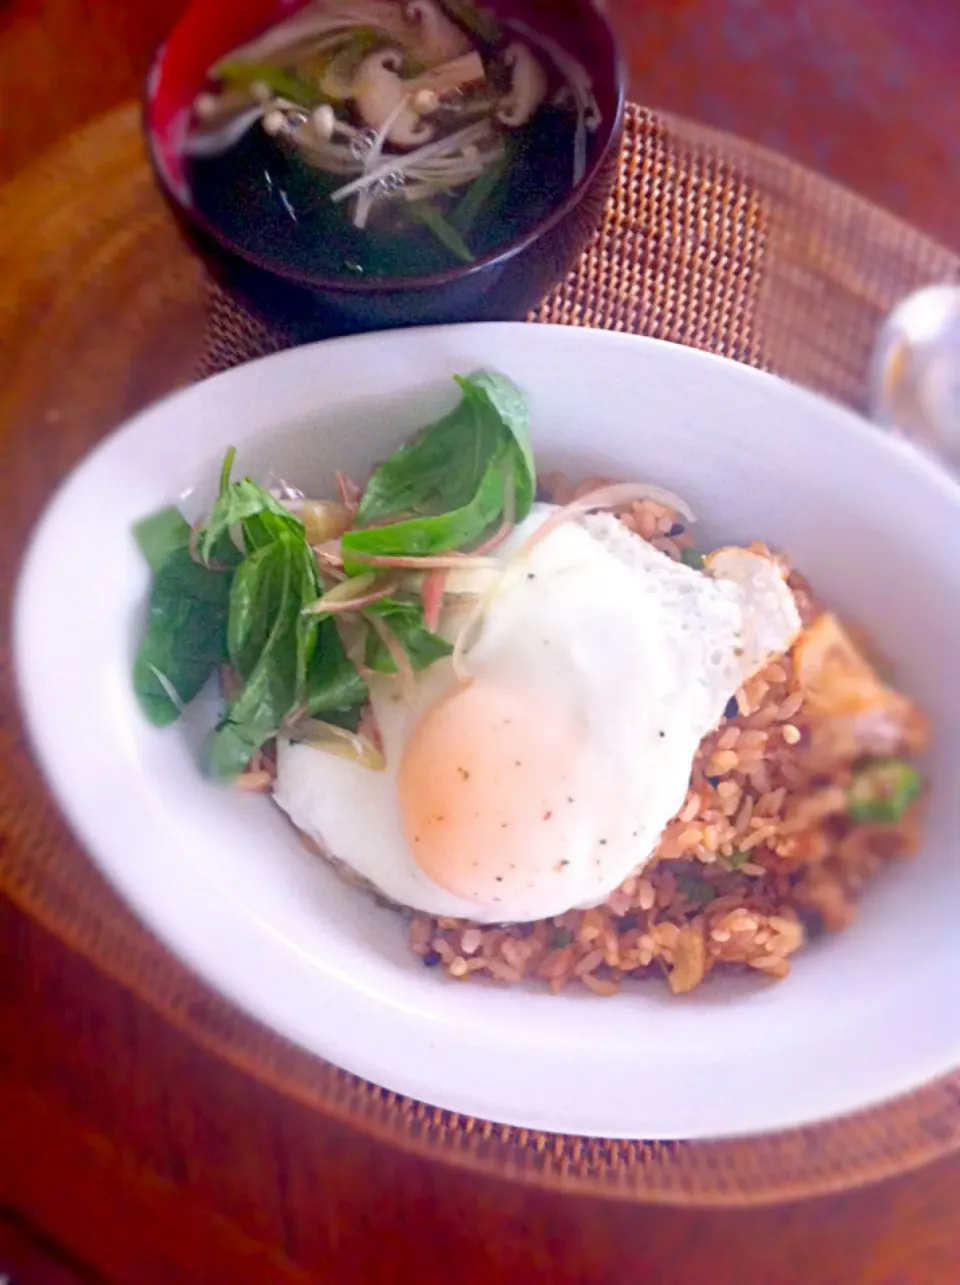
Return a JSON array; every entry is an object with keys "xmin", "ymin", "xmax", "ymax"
[{"xmin": 2, "ymin": 3, "xmax": 960, "ymax": 1282}]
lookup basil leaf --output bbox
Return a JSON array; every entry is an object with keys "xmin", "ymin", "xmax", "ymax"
[
  {"xmin": 134, "ymin": 548, "xmax": 232, "ymax": 726},
  {"xmin": 197, "ymin": 454, "xmax": 303, "ymax": 564},
  {"xmin": 305, "ymin": 617, "xmax": 368, "ymax": 716},
  {"xmin": 206, "ymin": 538, "xmax": 303, "ymax": 779},
  {"xmin": 134, "ymin": 506, "xmax": 191, "ymax": 573},
  {"xmin": 350, "ymin": 373, "xmax": 532, "ymax": 570},
  {"xmin": 355, "ymin": 381, "xmax": 503, "ymax": 525},
  {"xmin": 207, "ymin": 530, "xmax": 367, "ymax": 778},
  {"xmin": 227, "ymin": 537, "xmax": 293, "ymax": 679},
  {"xmin": 343, "ymin": 453, "xmax": 506, "ymax": 569},
  {"xmin": 363, "ymin": 598, "xmax": 453, "ymax": 673},
  {"xmin": 458, "ymin": 371, "xmax": 534, "ymax": 522}
]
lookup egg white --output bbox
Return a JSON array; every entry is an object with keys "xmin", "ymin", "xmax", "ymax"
[{"xmin": 273, "ymin": 505, "xmax": 801, "ymax": 922}]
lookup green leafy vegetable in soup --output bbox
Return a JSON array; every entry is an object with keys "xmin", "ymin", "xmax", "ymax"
[{"xmin": 183, "ymin": 0, "xmax": 603, "ymax": 278}]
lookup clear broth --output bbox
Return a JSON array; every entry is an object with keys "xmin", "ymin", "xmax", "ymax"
[{"xmin": 187, "ymin": 104, "xmax": 580, "ymax": 280}]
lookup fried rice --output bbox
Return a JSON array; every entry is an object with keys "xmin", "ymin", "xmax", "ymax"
[{"xmin": 403, "ymin": 476, "xmax": 929, "ymax": 996}]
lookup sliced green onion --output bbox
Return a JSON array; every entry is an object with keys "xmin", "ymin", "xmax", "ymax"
[
  {"xmin": 680, "ymin": 548, "xmax": 705, "ymax": 570},
  {"xmin": 847, "ymin": 758, "xmax": 922, "ymax": 823},
  {"xmin": 452, "ymin": 150, "xmax": 507, "ymax": 234},
  {"xmin": 219, "ymin": 446, "xmax": 236, "ymax": 495},
  {"xmin": 408, "ymin": 202, "xmax": 475, "ymax": 264},
  {"xmin": 217, "ymin": 60, "xmax": 317, "ymax": 107}
]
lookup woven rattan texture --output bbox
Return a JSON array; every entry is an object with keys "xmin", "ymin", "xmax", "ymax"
[
  {"xmin": 4, "ymin": 103, "xmax": 960, "ymax": 1205},
  {"xmin": 197, "ymin": 106, "xmax": 959, "ymax": 397}
]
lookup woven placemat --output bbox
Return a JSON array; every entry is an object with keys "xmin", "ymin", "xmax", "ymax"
[
  {"xmin": 197, "ymin": 104, "xmax": 959, "ymax": 404},
  {"xmin": 3, "ymin": 102, "xmax": 960, "ymax": 1207}
]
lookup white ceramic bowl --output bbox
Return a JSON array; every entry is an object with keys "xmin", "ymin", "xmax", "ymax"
[{"xmin": 14, "ymin": 323, "xmax": 960, "ymax": 1139}]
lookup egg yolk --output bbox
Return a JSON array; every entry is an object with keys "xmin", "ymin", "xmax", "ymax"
[{"xmin": 398, "ymin": 681, "xmax": 587, "ymax": 908}]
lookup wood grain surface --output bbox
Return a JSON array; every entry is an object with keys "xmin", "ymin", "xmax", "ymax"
[{"xmin": 2, "ymin": 3, "xmax": 960, "ymax": 1282}]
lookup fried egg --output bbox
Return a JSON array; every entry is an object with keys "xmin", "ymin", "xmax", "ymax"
[{"xmin": 274, "ymin": 505, "xmax": 801, "ymax": 922}]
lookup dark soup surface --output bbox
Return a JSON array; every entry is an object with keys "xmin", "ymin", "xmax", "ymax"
[{"xmin": 184, "ymin": 0, "xmax": 603, "ymax": 279}]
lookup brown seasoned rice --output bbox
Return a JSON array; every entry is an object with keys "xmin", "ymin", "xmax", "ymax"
[{"xmin": 405, "ymin": 486, "xmax": 929, "ymax": 996}]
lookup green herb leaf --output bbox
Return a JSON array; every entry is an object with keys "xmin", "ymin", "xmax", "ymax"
[
  {"xmin": 133, "ymin": 506, "xmax": 191, "ymax": 573},
  {"xmin": 458, "ymin": 371, "xmax": 534, "ymax": 522},
  {"xmin": 355, "ymin": 381, "xmax": 501, "ymax": 525},
  {"xmin": 227, "ymin": 536, "xmax": 295, "ymax": 679},
  {"xmin": 344, "ymin": 451, "xmax": 507, "ymax": 569},
  {"xmin": 727, "ymin": 850, "xmax": 751, "ymax": 870},
  {"xmin": 197, "ymin": 455, "xmax": 303, "ymax": 565},
  {"xmin": 207, "ymin": 520, "xmax": 369, "ymax": 778},
  {"xmin": 408, "ymin": 201, "xmax": 474, "ymax": 264},
  {"xmin": 363, "ymin": 598, "xmax": 453, "ymax": 673},
  {"xmin": 133, "ymin": 548, "xmax": 232, "ymax": 726},
  {"xmin": 206, "ymin": 536, "xmax": 305, "ymax": 779},
  {"xmin": 304, "ymin": 617, "xmax": 368, "ymax": 717},
  {"xmin": 347, "ymin": 372, "xmax": 533, "ymax": 569}
]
